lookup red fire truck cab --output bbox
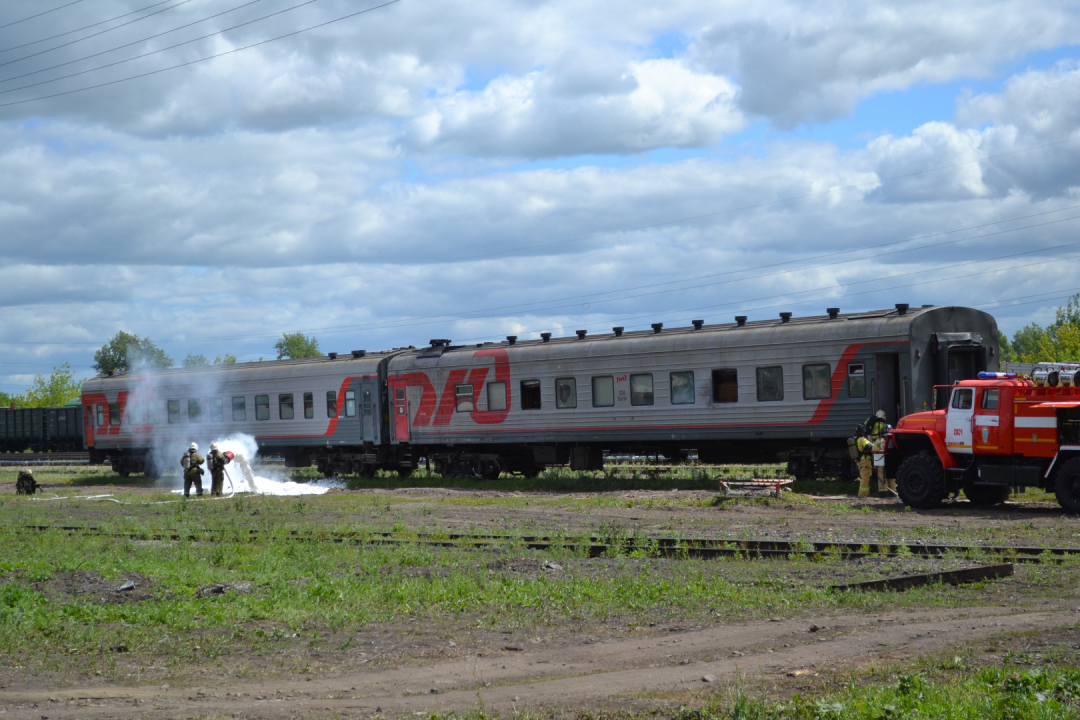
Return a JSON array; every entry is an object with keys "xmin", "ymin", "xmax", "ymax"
[{"xmin": 884, "ymin": 370, "xmax": 1080, "ymax": 510}]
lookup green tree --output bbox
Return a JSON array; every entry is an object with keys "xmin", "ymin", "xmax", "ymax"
[
  {"xmin": 0, "ymin": 390, "xmax": 22, "ymax": 408},
  {"xmin": 183, "ymin": 353, "xmax": 209, "ymax": 367},
  {"xmin": 274, "ymin": 332, "xmax": 320, "ymax": 360},
  {"xmin": 214, "ymin": 354, "xmax": 237, "ymax": 365},
  {"xmin": 22, "ymin": 363, "xmax": 83, "ymax": 408},
  {"xmin": 93, "ymin": 331, "xmax": 173, "ymax": 374},
  {"xmin": 998, "ymin": 331, "xmax": 1016, "ymax": 363},
  {"xmin": 1012, "ymin": 294, "xmax": 1080, "ymax": 363}
]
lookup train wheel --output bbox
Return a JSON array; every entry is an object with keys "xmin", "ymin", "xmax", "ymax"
[
  {"xmin": 1055, "ymin": 458, "xmax": 1080, "ymax": 513},
  {"xmin": 479, "ymin": 459, "xmax": 502, "ymax": 481},
  {"xmin": 896, "ymin": 453, "xmax": 945, "ymax": 509},
  {"xmin": 396, "ymin": 467, "xmax": 414, "ymax": 478},
  {"xmin": 963, "ymin": 484, "xmax": 1010, "ymax": 506}
]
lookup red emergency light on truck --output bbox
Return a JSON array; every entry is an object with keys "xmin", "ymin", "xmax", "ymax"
[{"xmin": 884, "ymin": 365, "xmax": 1080, "ymax": 511}]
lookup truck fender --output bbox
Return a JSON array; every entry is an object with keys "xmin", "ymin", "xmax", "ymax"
[
  {"xmin": 1044, "ymin": 445, "xmax": 1080, "ymax": 479},
  {"xmin": 887, "ymin": 429, "xmax": 957, "ymax": 469}
]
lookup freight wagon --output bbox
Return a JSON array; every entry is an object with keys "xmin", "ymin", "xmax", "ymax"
[
  {"xmin": 0, "ymin": 402, "xmax": 84, "ymax": 453},
  {"xmin": 81, "ymin": 305, "xmax": 999, "ymax": 480}
]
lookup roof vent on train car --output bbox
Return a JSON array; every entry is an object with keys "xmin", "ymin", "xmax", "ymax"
[
  {"xmin": 692, "ymin": 319, "xmax": 704, "ymax": 330},
  {"xmin": 351, "ymin": 350, "xmax": 366, "ymax": 358},
  {"xmin": 613, "ymin": 326, "xmax": 624, "ymax": 337},
  {"xmin": 507, "ymin": 336, "xmax": 517, "ymax": 345},
  {"xmin": 576, "ymin": 330, "xmax": 588, "ymax": 339},
  {"xmin": 895, "ymin": 303, "xmax": 910, "ymax": 315},
  {"xmin": 827, "ymin": 308, "xmax": 840, "ymax": 319},
  {"xmin": 541, "ymin": 332, "xmax": 552, "ymax": 342},
  {"xmin": 430, "ymin": 339, "xmax": 451, "ymax": 347},
  {"xmin": 328, "ymin": 352, "xmax": 338, "ymax": 359},
  {"xmin": 651, "ymin": 323, "xmax": 663, "ymax": 334},
  {"xmin": 735, "ymin": 316, "xmax": 747, "ymax": 327},
  {"xmin": 779, "ymin": 312, "xmax": 792, "ymax": 323}
]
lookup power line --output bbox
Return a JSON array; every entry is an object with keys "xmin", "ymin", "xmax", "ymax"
[
  {"xmin": 0, "ymin": 0, "xmax": 200, "ymax": 69},
  {"xmin": 1, "ymin": 0, "xmax": 181, "ymax": 54},
  {"xmin": 149, "ymin": 211, "xmax": 1080, "ymax": 341},
  {"xmin": 0, "ymin": 0, "xmax": 402, "ymax": 108},
  {"xmin": 137, "ymin": 135, "xmax": 1080, "ymax": 306},
  {"xmin": 0, "ymin": 0, "xmax": 88, "ymax": 31},
  {"xmin": 0, "ymin": 0, "xmax": 282, "ymax": 81}
]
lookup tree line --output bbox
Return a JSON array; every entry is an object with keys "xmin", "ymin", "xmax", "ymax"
[
  {"xmin": 998, "ymin": 294, "xmax": 1080, "ymax": 364},
  {"xmin": 1, "ymin": 331, "xmax": 321, "ymax": 409}
]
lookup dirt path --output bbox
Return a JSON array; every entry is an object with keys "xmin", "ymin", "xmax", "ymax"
[{"xmin": 3, "ymin": 604, "xmax": 1076, "ymax": 719}]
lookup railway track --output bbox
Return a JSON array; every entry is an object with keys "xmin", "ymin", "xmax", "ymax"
[
  {"xmin": 0, "ymin": 452, "xmax": 90, "ymax": 465},
  {"xmin": 16, "ymin": 524, "xmax": 1080, "ymax": 563}
]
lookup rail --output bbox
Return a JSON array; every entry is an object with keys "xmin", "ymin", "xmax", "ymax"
[{"xmin": 13, "ymin": 525, "xmax": 1080, "ymax": 563}]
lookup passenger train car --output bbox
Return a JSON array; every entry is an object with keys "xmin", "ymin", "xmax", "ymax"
[{"xmin": 81, "ymin": 304, "xmax": 999, "ymax": 480}]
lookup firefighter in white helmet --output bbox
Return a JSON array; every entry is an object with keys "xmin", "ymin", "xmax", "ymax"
[
  {"xmin": 181, "ymin": 442, "xmax": 205, "ymax": 497},
  {"xmin": 868, "ymin": 410, "xmax": 897, "ymax": 498}
]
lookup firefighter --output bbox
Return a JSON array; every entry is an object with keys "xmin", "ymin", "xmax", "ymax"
[
  {"xmin": 866, "ymin": 410, "xmax": 897, "ymax": 498},
  {"xmin": 181, "ymin": 442, "xmax": 205, "ymax": 497},
  {"xmin": 207, "ymin": 443, "xmax": 230, "ymax": 496},
  {"xmin": 15, "ymin": 469, "xmax": 38, "ymax": 495},
  {"xmin": 855, "ymin": 429, "xmax": 874, "ymax": 499}
]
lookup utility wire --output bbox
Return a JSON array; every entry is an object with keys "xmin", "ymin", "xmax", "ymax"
[
  {"xmin": 0, "ymin": 0, "xmax": 88, "ymax": 31},
  {"xmin": 0, "ymin": 0, "xmax": 279, "ymax": 80},
  {"xmin": 0, "ymin": 0, "xmax": 202, "ymax": 71},
  {"xmin": 138, "ymin": 200, "xmax": 1080, "ymax": 312},
  {"xmin": 1, "ymin": 0, "xmax": 181, "ymax": 54},
  {"xmin": 0, "ymin": 0, "xmax": 401, "ymax": 107},
  {"xmin": 152, "ymin": 211, "xmax": 1080, "ymax": 341},
  {"xmin": 270, "ymin": 207, "xmax": 1080, "ymax": 334},
  {"xmin": 146, "ymin": 135, "xmax": 1080, "ymax": 303}
]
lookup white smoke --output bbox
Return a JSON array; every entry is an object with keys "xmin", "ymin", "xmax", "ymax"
[{"xmin": 172, "ymin": 433, "xmax": 333, "ymax": 496}]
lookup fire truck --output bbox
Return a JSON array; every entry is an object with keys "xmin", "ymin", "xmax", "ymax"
[{"xmin": 885, "ymin": 363, "xmax": 1080, "ymax": 511}]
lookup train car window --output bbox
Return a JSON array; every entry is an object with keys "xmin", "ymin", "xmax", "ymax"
[
  {"xmin": 670, "ymin": 372, "xmax": 695, "ymax": 404},
  {"xmin": 556, "ymin": 378, "xmax": 577, "ymax": 408},
  {"xmin": 630, "ymin": 374, "xmax": 654, "ymax": 406},
  {"xmin": 981, "ymin": 388, "xmax": 999, "ymax": 410},
  {"xmin": 521, "ymin": 380, "xmax": 542, "ymax": 410},
  {"xmin": 802, "ymin": 363, "xmax": 832, "ymax": 400},
  {"xmin": 279, "ymin": 394, "xmax": 295, "ymax": 420},
  {"xmin": 166, "ymin": 401, "xmax": 179, "ymax": 424},
  {"xmin": 345, "ymin": 390, "xmax": 356, "ymax": 417},
  {"xmin": 109, "ymin": 403, "xmax": 121, "ymax": 426},
  {"xmin": 756, "ymin": 367, "xmax": 784, "ymax": 402},
  {"xmin": 951, "ymin": 388, "xmax": 973, "ymax": 410},
  {"xmin": 847, "ymin": 364, "xmax": 866, "ymax": 398},
  {"xmin": 487, "ymin": 382, "xmax": 507, "ymax": 411},
  {"xmin": 456, "ymin": 384, "xmax": 475, "ymax": 412},
  {"xmin": 232, "ymin": 396, "xmax": 246, "ymax": 421},
  {"xmin": 592, "ymin": 376, "xmax": 614, "ymax": 407},
  {"xmin": 256, "ymin": 395, "xmax": 270, "ymax": 421},
  {"xmin": 327, "ymin": 391, "xmax": 338, "ymax": 418},
  {"xmin": 304, "ymin": 392, "xmax": 314, "ymax": 419},
  {"xmin": 712, "ymin": 369, "xmax": 738, "ymax": 403},
  {"xmin": 188, "ymin": 399, "xmax": 202, "ymax": 422},
  {"xmin": 210, "ymin": 397, "xmax": 224, "ymax": 423}
]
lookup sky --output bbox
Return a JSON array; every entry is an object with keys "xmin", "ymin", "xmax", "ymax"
[{"xmin": 2, "ymin": 0, "xmax": 1080, "ymax": 393}]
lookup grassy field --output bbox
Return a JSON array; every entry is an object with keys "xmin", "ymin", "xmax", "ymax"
[{"xmin": 1, "ymin": 464, "xmax": 1077, "ymax": 717}]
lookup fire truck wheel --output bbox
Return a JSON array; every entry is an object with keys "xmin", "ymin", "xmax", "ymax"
[
  {"xmin": 896, "ymin": 453, "xmax": 945, "ymax": 509},
  {"xmin": 1054, "ymin": 457, "xmax": 1080, "ymax": 513},
  {"xmin": 963, "ymin": 485, "xmax": 1010, "ymax": 506}
]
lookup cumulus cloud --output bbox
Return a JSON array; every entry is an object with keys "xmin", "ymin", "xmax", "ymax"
[{"xmin": 2, "ymin": 0, "xmax": 1080, "ymax": 391}]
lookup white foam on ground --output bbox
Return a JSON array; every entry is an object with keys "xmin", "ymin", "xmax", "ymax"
[{"xmin": 170, "ymin": 433, "xmax": 335, "ymax": 496}]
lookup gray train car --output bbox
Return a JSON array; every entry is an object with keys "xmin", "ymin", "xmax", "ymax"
[
  {"xmin": 80, "ymin": 304, "xmax": 998, "ymax": 480},
  {"xmin": 81, "ymin": 350, "xmax": 404, "ymax": 477},
  {"xmin": 385, "ymin": 305, "xmax": 999, "ymax": 479}
]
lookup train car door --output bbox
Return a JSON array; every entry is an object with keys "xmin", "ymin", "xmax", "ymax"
[
  {"xmin": 945, "ymin": 386, "xmax": 975, "ymax": 454},
  {"xmin": 392, "ymin": 384, "xmax": 410, "ymax": 442},
  {"xmin": 361, "ymin": 381, "xmax": 376, "ymax": 442},
  {"xmin": 874, "ymin": 353, "xmax": 902, "ymax": 424}
]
